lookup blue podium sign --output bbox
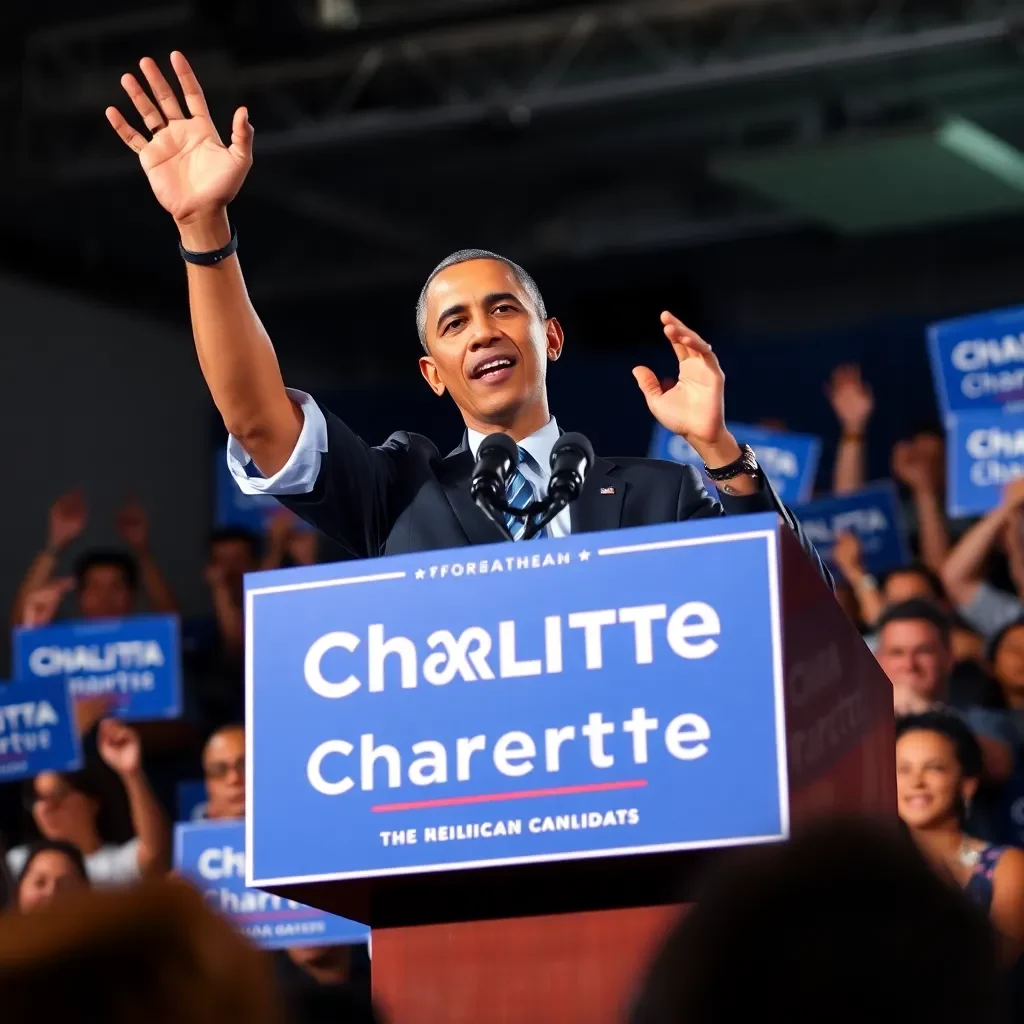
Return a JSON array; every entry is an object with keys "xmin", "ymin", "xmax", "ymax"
[
  {"xmin": 0, "ymin": 677, "xmax": 82, "ymax": 782},
  {"xmin": 928, "ymin": 306, "xmax": 1024, "ymax": 418},
  {"xmin": 649, "ymin": 423, "xmax": 820, "ymax": 503},
  {"xmin": 947, "ymin": 408, "xmax": 1024, "ymax": 517},
  {"xmin": 792, "ymin": 483, "xmax": 910, "ymax": 576},
  {"xmin": 175, "ymin": 820, "xmax": 369, "ymax": 948},
  {"xmin": 246, "ymin": 515, "xmax": 788, "ymax": 887},
  {"xmin": 13, "ymin": 615, "xmax": 182, "ymax": 722}
]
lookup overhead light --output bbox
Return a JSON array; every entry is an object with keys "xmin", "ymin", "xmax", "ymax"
[{"xmin": 315, "ymin": 0, "xmax": 360, "ymax": 29}]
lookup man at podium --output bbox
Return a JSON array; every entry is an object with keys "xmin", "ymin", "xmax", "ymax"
[{"xmin": 104, "ymin": 52, "xmax": 826, "ymax": 580}]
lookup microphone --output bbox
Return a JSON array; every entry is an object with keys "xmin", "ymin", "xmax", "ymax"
[
  {"xmin": 547, "ymin": 432, "xmax": 595, "ymax": 505},
  {"xmin": 470, "ymin": 432, "xmax": 520, "ymax": 505}
]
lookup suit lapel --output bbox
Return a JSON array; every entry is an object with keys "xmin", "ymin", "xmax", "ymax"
[
  {"xmin": 438, "ymin": 441, "xmax": 510, "ymax": 546},
  {"xmin": 570, "ymin": 457, "xmax": 625, "ymax": 535}
]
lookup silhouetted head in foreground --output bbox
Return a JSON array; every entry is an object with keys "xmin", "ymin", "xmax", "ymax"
[
  {"xmin": 0, "ymin": 879, "xmax": 285, "ymax": 1024},
  {"xmin": 630, "ymin": 818, "xmax": 1002, "ymax": 1024}
]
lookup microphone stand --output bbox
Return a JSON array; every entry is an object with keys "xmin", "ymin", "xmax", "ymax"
[{"xmin": 472, "ymin": 493, "xmax": 569, "ymax": 542}]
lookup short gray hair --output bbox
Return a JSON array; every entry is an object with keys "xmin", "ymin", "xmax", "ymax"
[{"xmin": 415, "ymin": 249, "xmax": 548, "ymax": 351}]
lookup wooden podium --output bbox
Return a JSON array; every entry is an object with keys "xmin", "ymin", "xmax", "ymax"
[{"xmin": 249, "ymin": 521, "xmax": 896, "ymax": 1024}]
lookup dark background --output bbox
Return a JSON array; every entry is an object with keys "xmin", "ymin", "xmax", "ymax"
[{"xmin": 2, "ymin": 0, "xmax": 1023, "ymax": 638}]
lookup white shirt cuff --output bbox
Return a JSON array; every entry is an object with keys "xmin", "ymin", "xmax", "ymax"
[{"xmin": 226, "ymin": 389, "xmax": 327, "ymax": 496}]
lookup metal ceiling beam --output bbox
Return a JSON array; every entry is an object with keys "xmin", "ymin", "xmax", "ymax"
[{"xmin": 21, "ymin": 0, "xmax": 1023, "ymax": 182}]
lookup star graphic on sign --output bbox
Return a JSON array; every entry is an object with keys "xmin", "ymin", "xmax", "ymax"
[
  {"xmin": 415, "ymin": 569, "xmax": 426, "ymax": 580},
  {"xmin": 579, "ymin": 550, "xmax": 591, "ymax": 562}
]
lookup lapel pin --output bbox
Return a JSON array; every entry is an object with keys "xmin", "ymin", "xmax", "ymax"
[{"xmin": 600, "ymin": 486, "xmax": 616, "ymax": 496}]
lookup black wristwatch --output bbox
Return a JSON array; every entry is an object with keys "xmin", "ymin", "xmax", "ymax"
[{"xmin": 703, "ymin": 444, "xmax": 759, "ymax": 482}]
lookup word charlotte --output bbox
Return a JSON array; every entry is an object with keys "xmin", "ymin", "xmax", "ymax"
[{"xmin": 302, "ymin": 600, "xmax": 721, "ymax": 796}]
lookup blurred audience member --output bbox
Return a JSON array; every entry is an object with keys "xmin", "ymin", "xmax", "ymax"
[
  {"xmin": 263, "ymin": 510, "xmax": 320, "ymax": 572},
  {"xmin": 833, "ymin": 537, "xmax": 984, "ymax": 661},
  {"xmin": 276, "ymin": 945, "xmax": 378, "ymax": 1024},
  {"xmin": 203, "ymin": 724, "xmax": 245, "ymax": 820},
  {"xmin": 16, "ymin": 840, "xmax": 90, "ymax": 913},
  {"xmin": 630, "ymin": 818, "xmax": 1002, "ymax": 1024},
  {"xmin": 203, "ymin": 526, "xmax": 261, "ymax": 657},
  {"xmin": 897, "ymin": 711, "xmax": 1024, "ymax": 960},
  {"xmin": 12, "ymin": 491, "xmax": 176, "ymax": 627},
  {"xmin": 989, "ymin": 620, "xmax": 1024, "ymax": 715},
  {"xmin": 943, "ymin": 478, "xmax": 1024, "ymax": 640},
  {"xmin": 892, "ymin": 431, "xmax": 949, "ymax": 573},
  {"xmin": 826, "ymin": 364, "xmax": 873, "ymax": 495},
  {"xmin": 7, "ymin": 720, "xmax": 169, "ymax": 884},
  {"xmin": 875, "ymin": 600, "xmax": 1013, "ymax": 782},
  {"xmin": 0, "ymin": 880, "xmax": 286, "ymax": 1024}
]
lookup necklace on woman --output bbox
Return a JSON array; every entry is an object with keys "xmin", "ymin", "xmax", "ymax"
[{"xmin": 959, "ymin": 838, "xmax": 981, "ymax": 868}]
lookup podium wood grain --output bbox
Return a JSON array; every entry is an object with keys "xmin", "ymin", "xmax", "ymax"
[{"xmin": 372, "ymin": 905, "xmax": 682, "ymax": 1024}]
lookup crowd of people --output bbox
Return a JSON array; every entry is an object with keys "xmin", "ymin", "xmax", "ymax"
[{"xmin": 1, "ymin": 355, "xmax": 1024, "ymax": 1020}]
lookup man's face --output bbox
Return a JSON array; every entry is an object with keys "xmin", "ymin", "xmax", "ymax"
[
  {"xmin": 876, "ymin": 619, "xmax": 952, "ymax": 702},
  {"xmin": 78, "ymin": 566, "xmax": 134, "ymax": 619},
  {"xmin": 203, "ymin": 727, "xmax": 246, "ymax": 820},
  {"xmin": 209, "ymin": 538, "xmax": 258, "ymax": 595},
  {"xmin": 419, "ymin": 259, "xmax": 562, "ymax": 431}
]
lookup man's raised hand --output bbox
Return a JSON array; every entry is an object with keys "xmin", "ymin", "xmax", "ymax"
[
  {"xmin": 633, "ymin": 312, "xmax": 727, "ymax": 448},
  {"xmin": 105, "ymin": 52, "xmax": 253, "ymax": 228}
]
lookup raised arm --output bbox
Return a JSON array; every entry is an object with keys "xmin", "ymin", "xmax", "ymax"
[
  {"xmin": 826, "ymin": 365, "xmax": 873, "ymax": 495},
  {"xmin": 940, "ymin": 479, "xmax": 1024, "ymax": 608},
  {"xmin": 105, "ymin": 52, "xmax": 300, "ymax": 476},
  {"xmin": 115, "ymin": 499, "xmax": 177, "ymax": 614},
  {"xmin": 892, "ymin": 437, "xmax": 949, "ymax": 574},
  {"xmin": 10, "ymin": 491, "xmax": 87, "ymax": 628}
]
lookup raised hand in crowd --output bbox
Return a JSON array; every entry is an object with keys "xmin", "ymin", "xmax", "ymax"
[
  {"xmin": 826, "ymin": 365, "xmax": 873, "ymax": 494},
  {"xmin": 115, "ymin": 496, "xmax": 178, "ymax": 614},
  {"xmin": 49, "ymin": 490, "xmax": 88, "ymax": 552},
  {"xmin": 892, "ymin": 435, "xmax": 949, "ymax": 572},
  {"xmin": 96, "ymin": 719, "xmax": 171, "ymax": 877},
  {"xmin": 21, "ymin": 577, "xmax": 75, "ymax": 629},
  {"xmin": 10, "ymin": 492, "xmax": 87, "ymax": 627},
  {"xmin": 831, "ymin": 531, "xmax": 884, "ymax": 629},
  {"xmin": 941, "ymin": 476, "xmax": 1024, "ymax": 638}
]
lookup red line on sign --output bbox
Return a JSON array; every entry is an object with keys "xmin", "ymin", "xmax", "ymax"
[{"xmin": 371, "ymin": 779, "xmax": 647, "ymax": 813}]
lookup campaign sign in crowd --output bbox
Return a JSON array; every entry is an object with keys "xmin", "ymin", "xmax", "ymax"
[
  {"xmin": 0, "ymin": 676, "xmax": 82, "ymax": 783},
  {"xmin": 13, "ymin": 615, "xmax": 183, "ymax": 722}
]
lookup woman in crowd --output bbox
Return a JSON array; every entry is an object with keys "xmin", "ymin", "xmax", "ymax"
[
  {"xmin": 989, "ymin": 619, "xmax": 1024, "ymax": 715},
  {"xmin": 896, "ymin": 711, "xmax": 1024, "ymax": 958},
  {"xmin": 5, "ymin": 719, "xmax": 170, "ymax": 886},
  {"xmin": 16, "ymin": 840, "xmax": 90, "ymax": 913}
]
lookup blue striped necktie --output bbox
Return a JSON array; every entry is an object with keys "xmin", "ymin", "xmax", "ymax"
[{"xmin": 505, "ymin": 447, "xmax": 537, "ymax": 540}]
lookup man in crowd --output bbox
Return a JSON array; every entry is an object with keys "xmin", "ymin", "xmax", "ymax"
[
  {"xmin": 202, "ymin": 724, "xmax": 246, "ymax": 821},
  {"xmin": 12, "ymin": 490, "xmax": 176, "ymax": 628},
  {"xmin": 875, "ymin": 599, "xmax": 1013, "ymax": 785}
]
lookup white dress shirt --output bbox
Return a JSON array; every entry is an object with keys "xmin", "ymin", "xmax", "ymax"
[{"xmin": 226, "ymin": 391, "xmax": 573, "ymax": 537}]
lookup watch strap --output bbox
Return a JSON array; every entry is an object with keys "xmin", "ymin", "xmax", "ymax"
[{"xmin": 703, "ymin": 443, "xmax": 759, "ymax": 482}]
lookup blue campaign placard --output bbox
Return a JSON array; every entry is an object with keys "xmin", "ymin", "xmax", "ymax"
[
  {"xmin": 649, "ymin": 423, "xmax": 820, "ymax": 503},
  {"xmin": 793, "ymin": 482, "xmax": 910, "ymax": 576},
  {"xmin": 0, "ymin": 677, "xmax": 82, "ymax": 783},
  {"xmin": 246, "ymin": 514, "xmax": 787, "ymax": 886},
  {"xmin": 928, "ymin": 305, "xmax": 1024, "ymax": 418},
  {"xmin": 175, "ymin": 820, "xmax": 369, "ymax": 948},
  {"xmin": 946, "ymin": 408, "xmax": 1024, "ymax": 517},
  {"xmin": 12, "ymin": 615, "xmax": 182, "ymax": 722}
]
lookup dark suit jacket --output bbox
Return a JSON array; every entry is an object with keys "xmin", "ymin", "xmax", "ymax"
[{"xmin": 279, "ymin": 404, "xmax": 832, "ymax": 585}]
